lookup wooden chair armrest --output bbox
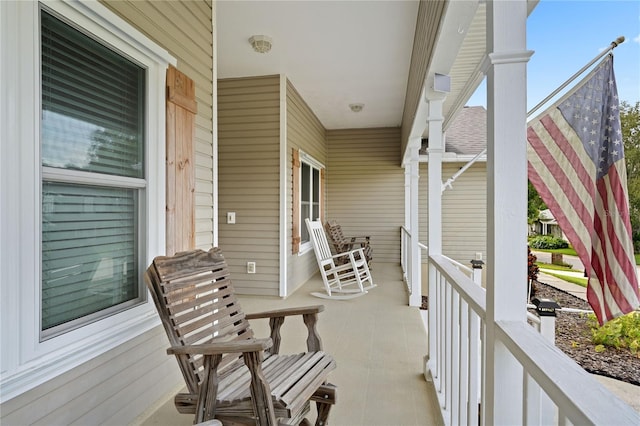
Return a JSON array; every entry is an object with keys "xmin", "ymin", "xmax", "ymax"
[
  {"xmin": 331, "ymin": 248, "xmax": 364, "ymax": 261},
  {"xmin": 246, "ymin": 306, "xmax": 325, "ymax": 355},
  {"xmin": 167, "ymin": 338, "xmax": 273, "ymax": 356},
  {"xmin": 245, "ymin": 305, "xmax": 324, "ymax": 320}
]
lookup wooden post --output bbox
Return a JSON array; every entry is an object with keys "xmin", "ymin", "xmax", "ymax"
[{"xmin": 551, "ymin": 252, "xmax": 564, "ymax": 266}]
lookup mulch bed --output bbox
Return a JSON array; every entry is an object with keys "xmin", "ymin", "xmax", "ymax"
[
  {"xmin": 534, "ymin": 280, "xmax": 640, "ymax": 386},
  {"xmin": 420, "ymin": 281, "xmax": 640, "ymax": 386}
]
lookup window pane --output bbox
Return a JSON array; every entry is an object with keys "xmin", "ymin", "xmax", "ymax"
[
  {"xmin": 41, "ymin": 10, "xmax": 145, "ymax": 178},
  {"xmin": 312, "ymin": 168, "xmax": 320, "ymax": 202},
  {"xmin": 301, "ymin": 163, "xmax": 310, "ymax": 202},
  {"xmin": 301, "ymin": 204, "xmax": 310, "ymax": 242},
  {"xmin": 42, "ymin": 182, "xmax": 139, "ymax": 331}
]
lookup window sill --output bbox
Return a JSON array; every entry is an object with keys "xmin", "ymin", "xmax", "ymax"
[{"xmin": 0, "ymin": 306, "xmax": 160, "ymax": 404}]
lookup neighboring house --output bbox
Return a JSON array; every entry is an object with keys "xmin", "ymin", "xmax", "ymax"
[
  {"xmin": 3, "ymin": 1, "xmax": 627, "ymax": 425},
  {"xmin": 532, "ymin": 208, "xmax": 565, "ymax": 239}
]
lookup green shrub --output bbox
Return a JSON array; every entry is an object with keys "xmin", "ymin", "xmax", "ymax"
[
  {"xmin": 528, "ymin": 235, "xmax": 569, "ymax": 250},
  {"xmin": 588, "ymin": 312, "xmax": 640, "ymax": 355}
]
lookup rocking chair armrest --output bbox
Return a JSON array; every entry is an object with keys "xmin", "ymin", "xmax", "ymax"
[
  {"xmin": 331, "ymin": 248, "xmax": 364, "ymax": 261},
  {"xmin": 245, "ymin": 305, "xmax": 324, "ymax": 320},
  {"xmin": 167, "ymin": 338, "xmax": 273, "ymax": 356},
  {"xmin": 349, "ymin": 236, "xmax": 370, "ymax": 242}
]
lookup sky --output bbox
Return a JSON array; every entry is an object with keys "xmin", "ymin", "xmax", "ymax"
[{"xmin": 466, "ymin": 0, "xmax": 640, "ymax": 111}]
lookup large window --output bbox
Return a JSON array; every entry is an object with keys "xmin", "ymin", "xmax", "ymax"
[
  {"xmin": 300, "ymin": 161, "xmax": 321, "ymax": 244},
  {"xmin": 40, "ymin": 9, "xmax": 146, "ymax": 338},
  {"xmin": 1, "ymin": 0, "xmax": 172, "ymax": 400},
  {"xmin": 295, "ymin": 150, "xmax": 324, "ymax": 252}
]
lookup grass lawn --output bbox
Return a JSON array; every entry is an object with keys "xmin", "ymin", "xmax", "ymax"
[
  {"xmin": 535, "ymin": 262, "xmax": 572, "ymax": 271},
  {"xmin": 536, "ymin": 261, "xmax": 588, "ymax": 287},
  {"xmin": 533, "ymin": 247, "xmax": 578, "ymax": 256},
  {"xmin": 538, "ymin": 269, "xmax": 588, "ymax": 287}
]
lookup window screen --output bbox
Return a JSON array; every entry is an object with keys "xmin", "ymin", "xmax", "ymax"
[{"xmin": 40, "ymin": 9, "xmax": 145, "ymax": 336}]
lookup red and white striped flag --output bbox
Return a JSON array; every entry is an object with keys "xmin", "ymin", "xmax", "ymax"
[{"xmin": 527, "ymin": 55, "xmax": 639, "ymax": 325}]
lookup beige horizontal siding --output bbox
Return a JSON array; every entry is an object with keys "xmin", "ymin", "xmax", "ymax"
[
  {"xmin": 327, "ymin": 128, "xmax": 404, "ymax": 263},
  {"xmin": 102, "ymin": 0, "xmax": 215, "ymax": 250},
  {"xmin": 0, "ymin": 3, "xmax": 215, "ymax": 425},
  {"xmin": 0, "ymin": 327, "xmax": 181, "ymax": 425},
  {"xmin": 218, "ymin": 75, "xmax": 281, "ymax": 295},
  {"xmin": 286, "ymin": 80, "xmax": 328, "ymax": 293},
  {"xmin": 419, "ymin": 162, "xmax": 487, "ymax": 266}
]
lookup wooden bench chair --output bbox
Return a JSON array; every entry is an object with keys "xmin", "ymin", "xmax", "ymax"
[
  {"xmin": 305, "ymin": 219, "xmax": 375, "ymax": 300},
  {"xmin": 324, "ymin": 220, "xmax": 372, "ymax": 266},
  {"xmin": 145, "ymin": 248, "xmax": 337, "ymax": 425}
]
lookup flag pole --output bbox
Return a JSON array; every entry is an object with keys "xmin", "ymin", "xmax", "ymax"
[
  {"xmin": 452, "ymin": 37, "xmax": 625, "ymax": 193},
  {"xmin": 527, "ymin": 36, "xmax": 625, "ymax": 117}
]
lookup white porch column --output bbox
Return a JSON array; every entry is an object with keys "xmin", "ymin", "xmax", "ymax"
[
  {"xmin": 484, "ymin": 0, "xmax": 533, "ymax": 424},
  {"xmin": 426, "ymin": 96, "xmax": 444, "ymax": 369},
  {"xmin": 408, "ymin": 140, "xmax": 422, "ymax": 307},
  {"xmin": 426, "ymin": 96, "xmax": 444, "ymax": 258}
]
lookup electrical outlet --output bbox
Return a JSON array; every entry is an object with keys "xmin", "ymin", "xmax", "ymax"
[{"xmin": 247, "ymin": 261, "xmax": 256, "ymax": 274}]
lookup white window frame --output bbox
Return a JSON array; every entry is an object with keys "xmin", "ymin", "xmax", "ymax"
[
  {"xmin": 298, "ymin": 151, "xmax": 324, "ymax": 254},
  {"xmin": 0, "ymin": 0, "xmax": 175, "ymax": 402}
]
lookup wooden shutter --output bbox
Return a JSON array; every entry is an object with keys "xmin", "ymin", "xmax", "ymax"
[
  {"xmin": 166, "ymin": 65, "xmax": 197, "ymax": 255},
  {"xmin": 292, "ymin": 148, "xmax": 301, "ymax": 253}
]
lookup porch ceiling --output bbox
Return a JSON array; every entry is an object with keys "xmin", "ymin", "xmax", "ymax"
[
  {"xmin": 216, "ymin": 0, "xmax": 539, "ymax": 141},
  {"xmin": 216, "ymin": 0, "xmax": 489, "ymax": 135}
]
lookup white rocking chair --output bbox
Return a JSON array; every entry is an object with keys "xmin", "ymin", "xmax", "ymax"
[{"xmin": 305, "ymin": 219, "xmax": 375, "ymax": 300}]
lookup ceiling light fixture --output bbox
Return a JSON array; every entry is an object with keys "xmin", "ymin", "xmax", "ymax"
[
  {"xmin": 249, "ymin": 35, "xmax": 272, "ymax": 54},
  {"xmin": 349, "ymin": 103, "xmax": 364, "ymax": 113}
]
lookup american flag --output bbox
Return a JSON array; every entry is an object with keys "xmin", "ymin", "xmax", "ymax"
[{"xmin": 527, "ymin": 55, "xmax": 640, "ymax": 325}]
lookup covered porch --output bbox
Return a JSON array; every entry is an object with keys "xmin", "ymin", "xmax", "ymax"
[
  {"xmin": 139, "ymin": 255, "xmax": 640, "ymax": 425},
  {"xmin": 2, "ymin": 1, "xmax": 639, "ymax": 424},
  {"xmin": 139, "ymin": 262, "xmax": 440, "ymax": 426}
]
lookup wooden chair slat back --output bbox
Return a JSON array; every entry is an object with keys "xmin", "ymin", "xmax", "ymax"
[
  {"xmin": 324, "ymin": 220, "xmax": 349, "ymax": 252},
  {"xmin": 145, "ymin": 248, "xmax": 254, "ymax": 392}
]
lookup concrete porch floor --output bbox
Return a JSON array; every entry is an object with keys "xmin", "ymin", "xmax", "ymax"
[{"xmin": 136, "ymin": 263, "xmax": 442, "ymax": 426}]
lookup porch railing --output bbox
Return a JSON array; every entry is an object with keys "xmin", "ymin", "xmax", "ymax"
[
  {"xmin": 400, "ymin": 226, "xmax": 410, "ymax": 293},
  {"xmin": 401, "ymin": 226, "xmax": 474, "ymax": 293},
  {"xmin": 427, "ymin": 253, "xmax": 640, "ymax": 425}
]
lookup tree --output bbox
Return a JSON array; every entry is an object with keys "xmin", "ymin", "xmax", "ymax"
[
  {"xmin": 620, "ymin": 101, "xmax": 640, "ymax": 251},
  {"xmin": 527, "ymin": 180, "xmax": 547, "ymax": 229}
]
